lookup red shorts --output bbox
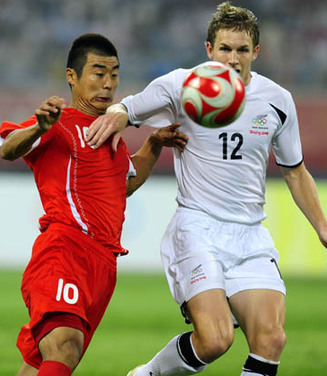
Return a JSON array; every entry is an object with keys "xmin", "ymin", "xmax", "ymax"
[{"xmin": 17, "ymin": 223, "xmax": 117, "ymax": 369}]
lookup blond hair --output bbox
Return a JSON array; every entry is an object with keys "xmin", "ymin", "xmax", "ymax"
[{"xmin": 206, "ymin": 2, "xmax": 260, "ymax": 47}]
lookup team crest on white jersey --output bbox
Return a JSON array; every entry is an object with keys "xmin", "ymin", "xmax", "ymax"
[{"xmin": 250, "ymin": 114, "xmax": 269, "ymax": 136}]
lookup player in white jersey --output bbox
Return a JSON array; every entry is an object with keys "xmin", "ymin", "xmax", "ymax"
[
  {"xmin": 86, "ymin": 3, "xmax": 327, "ymax": 376},
  {"xmin": 121, "ymin": 69, "xmax": 302, "ymax": 226}
]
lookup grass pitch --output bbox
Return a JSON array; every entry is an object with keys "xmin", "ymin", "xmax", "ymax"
[{"xmin": 0, "ymin": 270, "xmax": 326, "ymax": 375}]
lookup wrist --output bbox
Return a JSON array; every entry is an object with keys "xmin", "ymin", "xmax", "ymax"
[
  {"xmin": 106, "ymin": 103, "xmax": 128, "ymax": 116},
  {"xmin": 105, "ymin": 104, "xmax": 130, "ymax": 129},
  {"xmin": 106, "ymin": 103, "xmax": 139, "ymax": 128},
  {"xmin": 148, "ymin": 133, "xmax": 163, "ymax": 152},
  {"xmin": 34, "ymin": 122, "xmax": 48, "ymax": 136}
]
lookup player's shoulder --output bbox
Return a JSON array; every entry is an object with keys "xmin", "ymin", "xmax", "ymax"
[
  {"xmin": 250, "ymin": 72, "xmax": 293, "ymax": 110},
  {"xmin": 251, "ymin": 72, "xmax": 292, "ymax": 99},
  {"xmin": 154, "ymin": 67, "xmax": 192, "ymax": 86},
  {"xmin": 147, "ymin": 67, "xmax": 193, "ymax": 101},
  {"xmin": 60, "ymin": 107, "xmax": 81, "ymax": 119}
]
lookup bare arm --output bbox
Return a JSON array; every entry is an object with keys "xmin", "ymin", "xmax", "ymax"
[
  {"xmin": 86, "ymin": 103, "xmax": 129, "ymax": 151},
  {"xmin": 1, "ymin": 124, "xmax": 46, "ymax": 161},
  {"xmin": 281, "ymin": 162, "xmax": 327, "ymax": 248},
  {"xmin": 1, "ymin": 96, "xmax": 66, "ymax": 161},
  {"xmin": 127, "ymin": 123, "xmax": 188, "ymax": 197}
]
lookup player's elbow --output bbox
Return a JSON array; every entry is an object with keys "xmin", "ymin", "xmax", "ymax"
[
  {"xmin": 126, "ymin": 187, "xmax": 134, "ymax": 197},
  {"xmin": 126, "ymin": 177, "xmax": 146, "ymax": 197},
  {"xmin": 126, "ymin": 182, "xmax": 139, "ymax": 197},
  {"xmin": 0, "ymin": 145, "xmax": 17, "ymax": 161}
]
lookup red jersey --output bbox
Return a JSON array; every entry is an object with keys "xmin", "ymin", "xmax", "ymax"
[{"xmin": 0, "ymin": 108, "xmax": 135, "ymax": 253}]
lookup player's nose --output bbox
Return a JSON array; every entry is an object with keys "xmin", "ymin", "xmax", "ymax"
[
  {"xmin": 103, "ymin": 75, "xmax": 113, "ymax": 89},
  {"xmin": 229, "ymin": 50, "xmax": 239, "ymax": 65}
]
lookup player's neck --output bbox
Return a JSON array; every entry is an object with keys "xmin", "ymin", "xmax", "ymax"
[{"xmin": 69, "ymin": 99, "xmax": 105, "ymax": 118}]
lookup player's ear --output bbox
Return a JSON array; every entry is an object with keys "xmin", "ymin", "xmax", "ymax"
[
  {"xmin": 205, "ymin": 41, "xmax": 214, "ymax": 60},
  {"xmin": 252, "ymin": 45, "xmax": 260, "ymax": 60},
  {"xmin": 66, "ymin": 68, "xmax": 77, "ymax": 86}
]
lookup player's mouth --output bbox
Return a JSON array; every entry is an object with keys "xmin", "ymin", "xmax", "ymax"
[
  {"xmin": 228, "ymin": 65, "xmax": 241, "ymax": 75},
  {"xmin": 95, "ymin": 96, "xmax": 111, "ymax": 103}
]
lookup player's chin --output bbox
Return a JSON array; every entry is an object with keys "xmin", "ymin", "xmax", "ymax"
[{"xmin": 94, "ymin": 100, "xmax": 112, "ymax": 114}]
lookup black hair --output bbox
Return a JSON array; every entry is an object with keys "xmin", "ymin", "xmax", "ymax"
[{"xmin": 66, "ymin": 33, "xmax": 119, "ymax": 78}]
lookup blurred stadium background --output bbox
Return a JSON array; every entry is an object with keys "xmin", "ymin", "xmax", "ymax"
[{"xmin": 1, "ymin": 1, "xmax": 327, "ymax": 375}]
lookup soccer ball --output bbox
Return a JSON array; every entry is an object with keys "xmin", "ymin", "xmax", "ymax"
[{"xmin": 181, "ymin": 61, "xmax": 245, "ymax": 128}]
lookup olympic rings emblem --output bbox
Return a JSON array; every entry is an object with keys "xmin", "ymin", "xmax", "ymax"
[{"xmin": 252, "ymin": 116, "xmax": 267, "ymax": 126}]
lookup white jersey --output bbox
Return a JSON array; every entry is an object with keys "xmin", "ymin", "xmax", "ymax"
[{"xmin": 122, "ymin": 66, "xmax": 303, "ymax": 224}]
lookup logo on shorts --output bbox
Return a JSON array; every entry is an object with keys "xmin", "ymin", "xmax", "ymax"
[{"xmin": 190, "ymin": 264, "xmax": 207, "ymax": 284}]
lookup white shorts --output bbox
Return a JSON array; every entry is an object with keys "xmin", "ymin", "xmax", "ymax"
[{"xmin": 161, "ymin": 207, "xmax": 286, "ymax": 307}]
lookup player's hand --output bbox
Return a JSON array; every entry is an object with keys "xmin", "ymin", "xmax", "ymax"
[
  {"xmin": 35, "ymin": 96, "xmax": 66, "ymax": 132},
  {"xmin": 86, "ymin": 104, "xmax": 129, "ymax": 151},
  {"xmin": 149, "ymin": 123, "xmax": 188, "ymax": 152}
]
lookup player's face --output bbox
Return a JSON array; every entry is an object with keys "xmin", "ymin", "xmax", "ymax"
[
  {"xmin": 66, "ymin": 52, "xmax": 120, "ymax": 116},
  {"xmin": 206, "ymin": 29, "xmax": 260, "ymax": 86}
]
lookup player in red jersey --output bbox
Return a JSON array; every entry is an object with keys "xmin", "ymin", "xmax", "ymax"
[{"xmin": 0, "ymin": 33, "xmax": 188, "ymax": 376}]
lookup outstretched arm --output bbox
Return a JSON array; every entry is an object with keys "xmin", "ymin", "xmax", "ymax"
[
  {"xmin": 1, "ymin": 96, "xmax": 66, "ymax": 161},
  {"xmin": 281, "ymin": 162, "xmax": 327, "ymax": 248},
  {"xmin": 86, "ymin": 103, "xmax": 129, "ymax": 152},
  {"xmin": 127, "ymin": 123, "xmax": 188, "ymax": 197}
]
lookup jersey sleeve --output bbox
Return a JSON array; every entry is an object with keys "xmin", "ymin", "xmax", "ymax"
[
  {"xmin": 0, "ymin": 121, "xmax": 21, "ymax": 140},
  {"xmin": 119, "ymin": 138, "xmax": 136, "ymax": 179},
  {"xmin": 271, "ymin": 94, "xmax": 303, "ymax": 167},
  {"xmin": 0, "ymin": 121, "xmax": 19, "ymax": 147},
  {"xmin": 121, "ymin": 71, "xmax": 179, "ymax": 128},
  {"xmin": 0, "ymin": 116, "xmax": 42, "ymax": 152}
]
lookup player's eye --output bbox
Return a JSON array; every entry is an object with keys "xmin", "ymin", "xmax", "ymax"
[
  {"xmin": 219, "ymin": 46, "xmax": 230, "ymax": 51},
  {"xmin": 95, "ymin": 73, "xmax": 104, "ymax": 77}
]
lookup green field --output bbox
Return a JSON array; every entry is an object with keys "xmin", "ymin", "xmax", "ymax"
[{"xmin": 1, "ymin": 270, "xmax": 326, "ymax": 375}]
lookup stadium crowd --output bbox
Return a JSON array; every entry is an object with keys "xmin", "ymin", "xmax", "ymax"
[
  {"xmin": 0, "ymin": 0, "xmax": 326, "ymax": 173},
  {"xmin": 0, "ymin": 0, "xmax": 327, "ymax": 92}
]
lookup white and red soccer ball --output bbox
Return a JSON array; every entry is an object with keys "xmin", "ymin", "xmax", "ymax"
[{"xmin": 181, "ymin": 61, "xmax": 245, "ymax": 128}]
